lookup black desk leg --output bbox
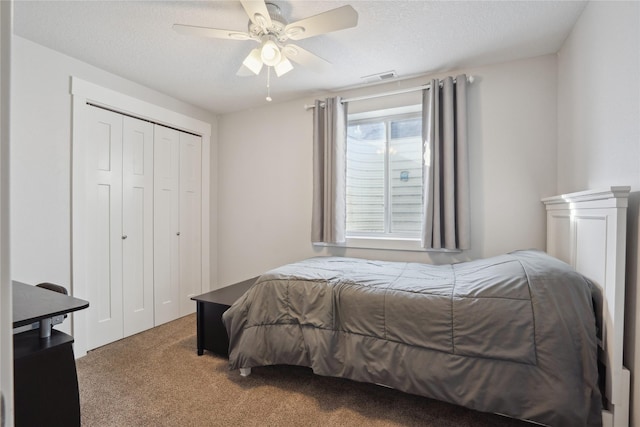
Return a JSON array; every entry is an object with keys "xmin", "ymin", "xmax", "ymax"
[{"xmin": 196, "ymin": 302, "xmax": 204, "ymax": 356}]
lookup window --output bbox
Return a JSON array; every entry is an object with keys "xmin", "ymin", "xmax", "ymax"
[
  {"xmin": 346, "ymin": 107, "xmax": 423, "ymax": 239},
  {"xmin": 313, "ymin": 79, "xmax": 468, "ymax": 251}
]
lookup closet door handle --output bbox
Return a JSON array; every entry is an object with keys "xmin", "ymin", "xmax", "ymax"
[
  {"xmin": 122, "ymin": 235, "xmax": 128, "ymax": 240},
  {"xmin": 176, "ymin": 232, "xmax": 181, "ymax": 236}
]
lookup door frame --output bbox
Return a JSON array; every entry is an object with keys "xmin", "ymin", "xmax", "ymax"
[
  {"xmin": 1, "ymin": 0, "xmax": 13, "ymax": 423},
  {"xmin": 71, "ymin": 77, "xmax": 212, "ymax": 357}
]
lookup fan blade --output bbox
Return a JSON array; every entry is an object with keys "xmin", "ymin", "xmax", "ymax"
[
  {"xmin": 173, "ymin": 24, "xmax": 252, "ymax": 40},
  {"xmin": 284, "ymin": 5, "xmax": 358, "ymax": 41},
  {"xmin": 282, "ymin": 44, "xmax": 330, "ymax": 73},
  {"xmin": 240, "ymin": 0, "xmax": 272, "ymax": 29}
]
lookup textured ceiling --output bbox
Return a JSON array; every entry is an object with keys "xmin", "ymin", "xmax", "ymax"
[{"xmin": 13, "ymin": 1, "xmax": 587, "ymax": 115}]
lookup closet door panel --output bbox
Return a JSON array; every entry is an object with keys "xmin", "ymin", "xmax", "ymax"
[
  {"xmin": 179, "ymin": 133, "xmax": 202, "ymax": 315},
  {"xmin": 154, "ymin": 125, "xmax": 180, "ymax": 325},
  {"xmin": 86, "ymin": 106, "xmax": 124, "ymax": 350},
  {"xmin": 122, "ymin": 116, "xmax": 155, "ymax": 336}
]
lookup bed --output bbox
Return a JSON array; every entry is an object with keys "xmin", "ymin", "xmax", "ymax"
[{"xmin": 222, "ymin": 187, "xmax": 631, "ymax": 427}]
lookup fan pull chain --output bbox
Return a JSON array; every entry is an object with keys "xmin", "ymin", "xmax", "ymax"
[{"xmin": 266, "ymin": 67, "xmax": 272, "ymax": 102}]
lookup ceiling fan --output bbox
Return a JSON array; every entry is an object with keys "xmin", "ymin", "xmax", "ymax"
[{"xmin": 173, "ymin": 1, "xmax": 358, "ymax": 78}]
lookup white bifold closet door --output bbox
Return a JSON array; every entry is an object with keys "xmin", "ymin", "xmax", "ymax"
[
  {"xmin": 153, "ymin": 125, "xmax": 180, "ymax": 325},
  {"xmin": 86, "ymin": 106, "xmax": 154, "ymax": 350},
  {"xmin": 178, "ymin": 131, "xmax": 202, "ymax": 315},
  {"xmin": 121, "ymin": 115, "xmax": 155, "ymax": 336},
  {"xmin": 153, "ymin": 125, "xmax": 202, "ymax": 325}
]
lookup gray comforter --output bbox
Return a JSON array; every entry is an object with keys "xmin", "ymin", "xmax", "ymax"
[{"xmin": 223, "ymin": 250, "xmax": 601, "ymax": 426}]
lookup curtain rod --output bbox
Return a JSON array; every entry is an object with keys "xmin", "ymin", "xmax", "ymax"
[{"xmin": 304, "ymin": 75, "xmax": 474, "ymax": 110}]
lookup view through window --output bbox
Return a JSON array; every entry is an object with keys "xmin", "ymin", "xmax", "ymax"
[{"xmin": 346, "ymin": 110, "xmax": 423, "ymax": 238}]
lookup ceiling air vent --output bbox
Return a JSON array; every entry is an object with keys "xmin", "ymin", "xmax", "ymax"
[
  {"xmin": 360, "ymin": 70, "xmax": 398, "ymax": 83},
  {"xmin": 377, "ymin": 71, "xmax": 397, "ymax": 80}
]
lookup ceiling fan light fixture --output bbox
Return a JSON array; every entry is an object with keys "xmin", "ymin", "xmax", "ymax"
[
  {"xmin": 274, "ymin": 57, "xmax": 293, "ymax": 77},
  {"xmin": 175, "ymin": 0, "xmax": 360, "ymax": 81},
  {"xmin": 242, "ymin": 48, "xmax": 264, "ymax": 75},
  {"xmin": 260, "ymin": 38, "xmax": 281, "ymax": 66}
]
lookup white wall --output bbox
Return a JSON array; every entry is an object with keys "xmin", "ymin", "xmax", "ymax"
[
  {"xmin": 557, "ymin": 1, "xmax": 640, "ymax": 424},
  {"xmin": 557, "ymin": 1, "xmax": 640, "ymax": 194},
  {"xmin": 10, "ymin": 36, "xmax": 218, "ymax": 294},
  {"xmin": 217, "ymin": 54, "xmax": 558, "ymax": 286}
]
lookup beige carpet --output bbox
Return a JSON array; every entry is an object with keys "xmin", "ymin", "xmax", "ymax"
[{"xmin": 76, "ymin": 314, "xmax": 532, "ymax": 426}]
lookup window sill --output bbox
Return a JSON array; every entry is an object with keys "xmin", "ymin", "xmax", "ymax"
[{"xmin": 314, "ymin": 237, "xmax": 462, "ymax": 253}]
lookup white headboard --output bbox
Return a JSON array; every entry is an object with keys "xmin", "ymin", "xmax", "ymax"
[{"xmin": 542, "ymin": 187, "xmax": 630, "ymax": 427}]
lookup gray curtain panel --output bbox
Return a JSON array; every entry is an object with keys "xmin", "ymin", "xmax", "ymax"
[
  {"xmin": 311, "ymin": 97, "xmax": 348, "ymax": 244},
  {"xmin": 421, "ymin": 75, "xmax": 470, "ymax": 250}
]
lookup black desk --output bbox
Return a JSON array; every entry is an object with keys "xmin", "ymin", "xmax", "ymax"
[{"xmin": 12, "ymin": 282, "xmax": 89, "ymax": 427}]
